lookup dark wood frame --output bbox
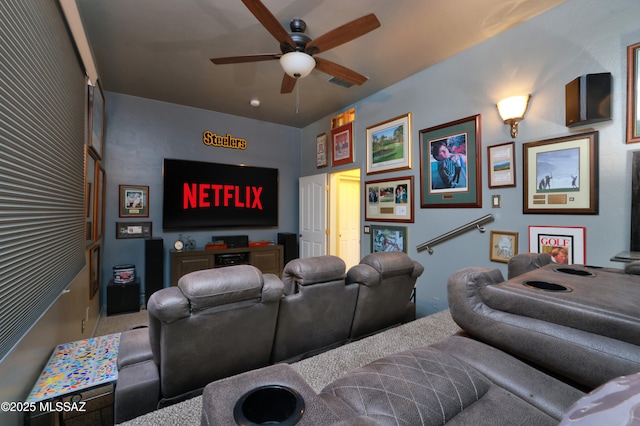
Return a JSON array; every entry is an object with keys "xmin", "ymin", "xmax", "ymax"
[
  {"xmin": 316, "ymin": 132, "xmax": 328, "ymax": 168},
  {"xmin": 419, "ymin": 114, "xmax": 482, "ymax": 208},
  {"xmin": 366, "ymin": 112, "xmax": 412, "ymax": 175},
  {"xmin": 487, "ymin": 141, "xmax": 516, "ymax": 188},
  {"xmin": 627, "ymin": 42, "xmax": 640, "ymax": 144},
  {"xmin": 116, "ymin": 221, "xmax": 153, "ymax": 239},
  {"xmin": 364, "ymin": 176, "xmax": 414, "ymax": 222},
  {"xmin": 370, "ymin": 224, "xmax": 407, "ymax": 253},
  {"xmin": 119, "ymin": 185, "xmax": 149, "ymax": 217},
  {"xmin": 88, "ymin": 81, "xmax": 105, "ymax": 159},
  {"xmin": 523, "ymin": 131, "xmax": 598, "ymax": 214},
  {"xmin": 331, "ymin": 122, "xmax": 354, "ymax": 166},
  {"xmin": 89, "ymin": 243, "xmax": 101, "ymax": 299}
]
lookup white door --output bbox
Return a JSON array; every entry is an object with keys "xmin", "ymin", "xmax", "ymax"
[
  {"xmin": 299, "ymin": 173, "xmax": 327, "ymax": 258},
  {"xmin": 336, "ymin": 173, "xmax": 360, "ymax": 269}
]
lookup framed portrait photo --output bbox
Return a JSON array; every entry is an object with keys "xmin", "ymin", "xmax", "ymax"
[
  {"xmin": 366, "ymin": 113, "xmax": 412, "ymax": 175},
  {"xmin": 528, "ymin": 226, "xmax": 586, "ymax": 265},
  {"xmin": 370, "ymin": 225, "xmax": 407, "ymax": 253},
  {"xmin": 487, "ymin": 142, "xmax": 516, "ymax": 188},
  {"xmin": 364, "ymin": 176, "xmax": 414, "ymax": 222},
  {"xmin": 627, "ymin": 41, "xmax": 640, "ymax": 144},
  {"xmin": 419, "ymin": 114, "xmax": 482, "ymax": 208},
  {"xmin": 119, "ymin": 185, "xmax": 149, "ymax": 217},
  {"xmin": 489, "ymin": 230, "xmax": 518, "ymax": 263},
  {"xmin": 316, "ymin": 132, "xmax": 328, "ymax": 168},
  {"xmin": 331, "ymin": 122, "xmax": 354, "ymax": 166},
  {"xmin": 523, "ymin": 131, "xmax": 598, "ymax": 214}
]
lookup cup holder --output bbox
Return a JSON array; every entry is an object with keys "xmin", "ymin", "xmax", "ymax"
[
  {"xmin": 523, "ymin": 280, "xmax": 571, "ymax": 292},
  {"xmin": 553, "ymin": 267, "xmax": 595, "ymax": 277},
  {"xmin": 233, "ymin": 385, "xmax": 304, "ymax": 426}
]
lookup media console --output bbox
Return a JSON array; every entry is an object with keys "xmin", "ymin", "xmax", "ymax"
[{"xmin": 170, "ymin": 245, "xmax": 284, "ymax": 285}]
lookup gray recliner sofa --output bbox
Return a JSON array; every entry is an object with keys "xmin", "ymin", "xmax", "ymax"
[
  {"xmin": 347, "ymin": 251, "xmax": 424, "ymax": 339},
  {"xmin": 114, "ymin": 264, "xmax": 283, "ymax": 423},
  {"xmin": 272, "ymin": 255, "xmax": 359, "ymax": 363}
]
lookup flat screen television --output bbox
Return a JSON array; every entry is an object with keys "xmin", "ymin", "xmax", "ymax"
[{"xmin": 163, "ymin": 158, "xmax": 278, "ymax": 230}]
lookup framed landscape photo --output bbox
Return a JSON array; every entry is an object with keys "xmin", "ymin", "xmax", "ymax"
[
  {"xmin": 419, "ymin": 114, "xmax": 482, "ymax": 208},
  {"xmin": 523, "ymin": 131, "xmax": 598, "ymax": 214},
  {"xmin": 370, "ymin": 225, "xmax": 407, "ymax": 253},
  {"xmin": 331, "ymin": 122, "xmax": 354, "ymax": 167},
  {"xmin": 488, "ymin": 142, "xmax": 516, "ymax": 188},
  {"xmin": 366, "ymin": 113, "xmax": 412, "ymax": 175},
  {"xmin": 316, "ymin": 132, "xmax": 328, "ymax": 168},
  {"xmin": 489, "ymin": 230, "xmax": 518, "ymax": 263},
  {"xmin": 119, "ymin": 185, "xmax": 149, "ymax": 217},
  {"xmin": 528, "ymin": 226, "xmax": 586, "ymax": 265},
  {"xmin": 627, "ymin": 41, "xmax": 640, "ymax": 144},
  {"xmin": 365, "ymin": 176, "xmax": 414, "ymax": 222}
]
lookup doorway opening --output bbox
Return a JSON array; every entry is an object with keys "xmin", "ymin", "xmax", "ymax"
[{"xmin": 329, "ymin": 169, "xmax": 361, "ymax": 270}]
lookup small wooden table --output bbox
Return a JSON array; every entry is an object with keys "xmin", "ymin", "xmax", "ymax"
[{"xmin": 24, "ymin": 333, "xmax": 120, "ymax": 424}]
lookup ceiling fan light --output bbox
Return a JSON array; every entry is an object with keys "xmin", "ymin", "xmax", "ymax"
[{"xmin": 279, "ymin": 52, "xmax": 315, "ymax": 79}]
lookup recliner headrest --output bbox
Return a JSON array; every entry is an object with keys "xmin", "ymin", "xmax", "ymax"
[
  {"xmin": 359, "ymin": 252, "xmax": 415, "ymax": 278},
  {"xmin": 282, "ymin": 255, "xmax": 346, "ymax": 293},
  {"xmin": 177, "ymin": 265, "xmax": 263, "ymax": 310}
]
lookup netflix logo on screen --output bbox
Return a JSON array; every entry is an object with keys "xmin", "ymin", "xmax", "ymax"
[{"xmin": 163, "ymin": 159, "xmax": 278, "ymax": 230}]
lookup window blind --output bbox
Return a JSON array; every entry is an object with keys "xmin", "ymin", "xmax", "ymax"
[{"xmin": 0, "ymin": 0, "xmax": 86, "ymax": 361}]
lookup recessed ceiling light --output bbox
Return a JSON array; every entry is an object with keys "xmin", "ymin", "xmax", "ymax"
[{"xmin": 250, "ymin": 99, "xmax": 260, "ymax": 107}]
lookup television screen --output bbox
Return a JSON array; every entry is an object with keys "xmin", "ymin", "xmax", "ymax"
[{"xmin": 163, "ymin": 158, "xmax": 278, "ymax": 230}]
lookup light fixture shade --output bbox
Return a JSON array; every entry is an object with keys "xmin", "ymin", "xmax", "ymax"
[
  {"xmin": 279, "ymin": 52, "xmax": 315, "ymax": 79},
  {"xmin": 497, "ymin": 95, "xmax": 531, "ymax": 122}
]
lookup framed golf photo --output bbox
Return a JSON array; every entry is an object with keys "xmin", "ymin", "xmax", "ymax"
[{"xmin": 366, "ymin": 113, "xmax": 412, "ymax": 175}]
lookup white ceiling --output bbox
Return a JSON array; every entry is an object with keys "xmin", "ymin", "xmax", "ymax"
[{"xmin": 75, "ymin": 0, "xmax": 566, "ymax": 128}]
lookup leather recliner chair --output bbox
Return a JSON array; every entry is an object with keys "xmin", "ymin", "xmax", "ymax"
[
  {"xmin": 114, "ymin": 264, "xmax": 283, "ymax": 423},
  {"xmin": 347, "ymin": 251, "xmax": 424, "ymax": 340},
  {"xmin": 271, "ymin": 255, "xmax": 358, "ymax": 363}
]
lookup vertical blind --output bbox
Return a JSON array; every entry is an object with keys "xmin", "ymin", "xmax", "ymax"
[{"xmin": 0, "ymin": 1, "xmax": 86, "ymax": 361}]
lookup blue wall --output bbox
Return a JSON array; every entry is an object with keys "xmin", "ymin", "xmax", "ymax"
[
  {"xmin": 301, "ymin": 0, "xmax": 640, "ymax": 316},
  {"xmin": 102, "ymin": 95, "xmax": 301, "ymax": 298}
]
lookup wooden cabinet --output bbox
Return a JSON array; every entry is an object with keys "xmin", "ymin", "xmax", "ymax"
[{"xmin": 170, "ymin": 245, "xmax": 284, "ymax": 286}]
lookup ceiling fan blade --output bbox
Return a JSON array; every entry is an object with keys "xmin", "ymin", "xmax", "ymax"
[
  {"xmin": 314, "ymin": 57, "xmax": 368, "ymax": 86},
  {"xmin": 210, "ymin": 53, "xmax": 281, "ymax": 64},
  {"xmin": 305, "ymin": 14, "xmax": 381, "ymax": 54},
  {"xmin": 241, "ymin": 0, "xmax": 296, "ymax": 49},
  {"xmin": 281, "ymin": 73, "xmax": 297, "ymax": 94}
]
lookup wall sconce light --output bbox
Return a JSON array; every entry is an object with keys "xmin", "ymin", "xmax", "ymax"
[{"xmin": 497, "ymin": 95, "xmax": 531, "ymax": 138}]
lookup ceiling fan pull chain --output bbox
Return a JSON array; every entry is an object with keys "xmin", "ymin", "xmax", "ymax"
[{"xmin": 296, "ymin": 78, "xmax": 300, "ymax": 114}]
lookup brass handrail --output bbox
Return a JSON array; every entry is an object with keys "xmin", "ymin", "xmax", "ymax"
[{"xmin": 416, "ymin": 214, "xmax": 494, "ymax": 254}]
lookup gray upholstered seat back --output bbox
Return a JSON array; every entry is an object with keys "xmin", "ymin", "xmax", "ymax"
[
  {"xmin": 147, "ymin": 265, "xmax": 283, "ymax": 401},
  {"xmin": 347, "ymin": 252, "xmax": 424, "ymax": 339},
  {"xmin": 272, "ymin": 255, "xmax": 358, "ymax": 363},
  {"xmin": 507, "ymin": 252, "xmax": 551, "ymax": 279}
]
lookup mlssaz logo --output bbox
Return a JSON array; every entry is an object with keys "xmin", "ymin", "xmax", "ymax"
[
  {"xmin": 202, "ymin": 131, "xmax": 247, "ymax": 150},
  {"xmin": 183, "ymin": 183, "xmax": 263, "ymax": 210}
]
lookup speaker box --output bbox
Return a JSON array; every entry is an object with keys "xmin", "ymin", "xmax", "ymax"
[
  {"xmin": 212, "ymin": 235, "xmax": 248, "ymax": 248},
  {"xmin": 145, "ymin": 238, "xmax": 164, "ymax": 305},
  {"xmin": 278, "ymin": 232, "xmax": 298, "ymax": 265},
  {"xmin": 565, "ymin": 72, "xmax": 612, "ymax": 127}
]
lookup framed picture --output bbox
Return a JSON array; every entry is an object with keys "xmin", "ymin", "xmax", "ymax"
[
  {"xmin": 365, "ymin": 176, "xmax": 414, "ymax": 222},
  {"xmin": 89, "ymin": 243, "xmax": 101, "ymax": 300},
  {"xmin": 316, "ymin": 132, "xmax": 328, "ymax": 168},
  {"xmin": 85, "ymin": 146, "xmax": 96, "ymax": 245},
  {"xmin": 419, "ymin": 114, "xmax": 482, "ymax": 208},
  {"xmin": 627, "ymin": 42, "xmax": 640, "ymax": 144},
  {"xmin": 489, "ymin": 230, "xmax": 518, "ymax": 263},
  {"xmin": 528, "ymin": 226, "xmax": 586, "ymax": 265},
  {"xmin": 366, "ymin": 113, "xmax": 412, "ymax": 174},
  {"xmin": 487, "ymin": 142, "xmax": 516, "ymax": 188},
  {"xmin": 523, "ymin": 131, "xmax": 598, "ymax": 214},
  {"xmin": 88, "ymin": 81, "xmax": 105, "ymax": 159},
  {"xmin": 95, "ymin": 164, "xmax": 106, "ymax": 240},
  {"xmin": 370, "ymin": 225, "xmax": 407, "ymax": 253},
  {"xmin": 116, "ymin": 222, "xmax": 152, "ymax": 239},
  {"xmin": 119, "ymin": 185, "xmax": 149, "ymax": 217},
  {"xmin": 331, "ymin": 122, "xmax": 354, "ymax": 166}
]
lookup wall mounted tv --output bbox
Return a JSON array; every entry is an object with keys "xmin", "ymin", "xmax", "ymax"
[{"xmin": 163, "ymin": 158, "xmax": 278, "ymax": 230}]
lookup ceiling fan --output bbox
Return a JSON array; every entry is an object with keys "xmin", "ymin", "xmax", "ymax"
[{"xmin": 210, "ymin": 0, "xmax": 381, "ymax": 94}]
